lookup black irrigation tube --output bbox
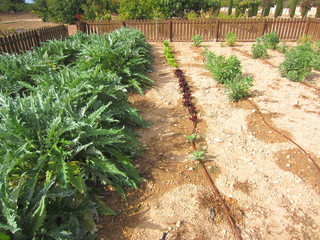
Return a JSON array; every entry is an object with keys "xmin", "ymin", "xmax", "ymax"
[
  {"xmin": 173, "ymin": 68, "xmax": 242, "ymax": 240},
  {"xmin": 229, "ymin": 47, "xmax": 320, "ymax": 174}
]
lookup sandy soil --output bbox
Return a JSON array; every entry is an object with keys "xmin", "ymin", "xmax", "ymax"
[{"xmin": 98, "ymin": 42, "xmax": 320, "ymax": 240}]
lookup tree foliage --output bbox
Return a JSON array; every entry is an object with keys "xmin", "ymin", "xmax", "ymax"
[
  {"xmin": 34, "ymin": 0, "xmax": 86, "ymax": 23},
  {"xmin": 274, "ymin": 0, "xmax": 284, "ymax": 17},
  {"xmin": 0, "ymin": 0, "xmax": 30, "ymax": 13}
]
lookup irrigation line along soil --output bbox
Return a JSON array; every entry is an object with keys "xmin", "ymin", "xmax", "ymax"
[
  {"xmin": 174, "ymin": 68, "xmax": 242, "ymax": 240},
  {"xmin": 232, "ymin": 47, "xmax": 320, "ymax": 92},
  {"xmin": 246, "ymin": 99, "xmax": 320, "ymax": 175}
]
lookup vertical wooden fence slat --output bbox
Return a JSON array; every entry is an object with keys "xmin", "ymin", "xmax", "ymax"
[{"xmin": 1, "ymin": 25, "xmax": 68, "ymax": 54}]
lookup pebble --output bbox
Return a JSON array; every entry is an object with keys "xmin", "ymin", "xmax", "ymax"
[
  {"xmin": 174, "ymin": 124, "xmax": 178, "ymax": 127},
  {"xmin": 176, "ymin": 220, "xmax": 182, "ymax": 228},
  {"xmin": 286, "ymin": 163, "xmax": 291, "ymax": 167},
  {"xmin": 189, "ymin": 167, "xmax": 194, "ymax": 171},
  {"xmin": 286, "ymin": 155, "xmax": 291, "ymax": 159},
  {"xmin": 168, "ymin": 226, "xmax": 173, "ymax": 231},
  {"xmin": 214, "ymin": 137, "xmax": 224, "ymax": 142}
]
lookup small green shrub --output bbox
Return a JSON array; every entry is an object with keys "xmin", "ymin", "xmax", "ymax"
[
  {"xmin": 206, "ymin": 53, "xmax": 242, "ymax": 84},
  {"xmin": 163, "ymin": 41, "xmax": 178, "ymax": 67},
  {"xmin": 312, "ymin": 40, "xmax": 320, "ymax": 52},
  {"xmin": 277, "ymin": 41, "xmax": 288, "ymax": 53},
  {"xmin": 192, "ymin": 35, "xmax": 203, "ymax": 47},
  {"xmin": 252, "ymin": 38, "xmax": 268, "ymax": 59},
  {"xmin": 205, "ymin": 49, "xmax": 253, "ymax": 101},
  {"xmin": 226, "ymin": 75, "xmax": 254, "ymax": 102},
  {"xmin": 279, "ymin": 42, "xmax": 314, "ymax": 82},
  {"xmin": 225, "ymin": 32, "xmax": 237, "ymax": 46},
  {"xmin": 297, "ymin": 34, "xmax": 313, "ymax": 44},
  {"xmin": 262, "ymin": 31, "xmax": 280, "ymax": 50},
  {"xmin": 187, "ymin": 10, "xmax": 199, "ymax": 20},
  {"xmin": 311, "ymin": 52, "xmax": 320, "ymax": 71}
]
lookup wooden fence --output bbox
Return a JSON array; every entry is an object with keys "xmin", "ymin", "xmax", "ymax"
[
  {"xmin": 77, "ymin": 18, "xmax": 320, "ymax": 42},
  {"xmin": 0, "ymin": 25, "xmax": 69, "ymax": 54}
]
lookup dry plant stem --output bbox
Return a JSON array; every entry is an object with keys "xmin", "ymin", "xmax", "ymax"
[{"xmin": 246, "ymin": 99, "xmax": 320, "ymax": 174}]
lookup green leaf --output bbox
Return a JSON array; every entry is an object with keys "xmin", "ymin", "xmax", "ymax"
[
  {"xmin": 0, "ymin": 232, "xmax": 10, "ymax": 240},
  {"xmin": 28, "ymin": 196, "xmax": 47, "ymax": 235},
  {"xmin": 66, "ymin": 162, "xmax": 85, "ymax": 193}
]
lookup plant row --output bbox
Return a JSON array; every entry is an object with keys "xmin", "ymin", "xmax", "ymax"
[
  {"xmin": 205, "ymin": 50, "xmax": 253, "ymax": 102},
  {"xmin": 163, "ymin": 40, "xmax": 197, "ymax": 124},
  {"xmin": 0, "ymin": 28, "xmax": 152, "ymax": 240}
]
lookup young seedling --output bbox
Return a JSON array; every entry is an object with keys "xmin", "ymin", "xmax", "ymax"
[
  {"xmin": 185, "ymin": 133, "xmax": 196, "ymax": 143},
  {"xmin": 192, "ymin": 150, "xmax": 206, "ymax": 160}
]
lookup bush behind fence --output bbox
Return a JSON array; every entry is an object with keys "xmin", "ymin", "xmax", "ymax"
[{"xmin": 77, "ymin": 18, "xmax": 320, "ymax": 42}]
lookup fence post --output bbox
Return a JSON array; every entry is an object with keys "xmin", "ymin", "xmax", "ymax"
[
  {"xmin": 64, "ymin": 25, "xmax": 69, "ymax": 37},
  {"xmin": 35, "ymin": 29, "xmax": 41, "ymax": 47},
  {"xmin": 260, "ymin": 18, "xmax": 267, "ymax": 37},
  {"xmin": 76, "ymin": 21, "xmax": 87, "ymax": 33},
  {"xmin": 304, "ymin": 18, "xmax": 311, "ymax": 35},
  {"xmin": 169, "ymin": 20, "xmax": 173, "ymax": 42},
  {"xmin": 214, "ymin": 19, "xmax": 219, "ymax": 42}
]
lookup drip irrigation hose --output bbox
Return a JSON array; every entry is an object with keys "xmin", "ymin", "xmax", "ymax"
[
  {"xmin": 173, "ymin": 67, "xmax": 242, "ymax": 240},
  {"xmin": 246, "ymin": 98, "xmax": 320, "ymax": 174},
  {"xmin": 191, "ymin": 135, "xmax": 242, "ymax": 240},
  {"xmin": 231, "ymin": 47, "xmax": 320, "ymax": 173}
]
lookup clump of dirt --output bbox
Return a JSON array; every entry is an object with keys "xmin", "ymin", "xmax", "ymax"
[
  {"xmin": 246, "ymin": 111, "xmax": 292, "ymax": 143},
  {"xmin": 198, "ymin": 193, "xmax": 245, "ymax": 226},
  {"xmin": 275, "ymin": 149, "xmax": 320, "ymax": 194},
  {"xmin": 233, "ymin": 180, "xmax": 253, "ymax": 195}
]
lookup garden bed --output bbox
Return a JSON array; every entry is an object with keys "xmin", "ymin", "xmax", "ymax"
[{"xmin": 98, "ymin": 41, "xmax": 320, "ymax": 239}]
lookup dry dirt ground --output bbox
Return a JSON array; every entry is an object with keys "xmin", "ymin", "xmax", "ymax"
[
  {"xmin": 98, "ymin": 42, "xmax": 320, "ymax": 240},
  {"xmin": 0, "ymin": 13, "xmax": 77, "ymax": 35}
]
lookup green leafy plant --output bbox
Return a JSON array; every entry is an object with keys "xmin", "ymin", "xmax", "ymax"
[
  {"xmin": 163, "ymin": 40, "xmax": 178, "ymax": 67},
  {"xmin": 205, "ymin": 53, "xmax": 242, "ymax": 84},
  {"xmin": 297, "ymin": 34, "xmax": 313, "ymax": 44},
  {"xmin": 185, "ymin": 134, "xmax": 196, "ymax": 143},
  {"xmin": 192, "ymin": 150, "xmax": 206, "ymax": 160},
  {"xmin": 279, "ymin": 42, "xmax": 314, "ymax": 82},
  {"xmin": 205, "ymin": 49, "xmax": 253, "ymax": 101},
  {"xmin": 312, "ymin": 40, "xmax": 320, "ymax": 52},
  {"xmin": 262, "ymin": 31, "xmax": 280, "ymax": 50},
  {"xmin": 192, "ymin": 35, "xmax": 203, "ymax": 47},
  {"xmin": 225, "ymin": 32, "xmax": 237, "ymax": 46},
  {"xmin": 311, "ymin": 51, "xmax": 320, "ymax": 71},
  {"xmin": 225, "ymin": 75, "xmax": 254, "ymax": 101},
  {"xmin": 252, "ymin": 38, "xmax": 268, "ymax": 59},
  {"xmin": 277, "ymin": 41, "xmax": 288, "ymax": 53},
  {"xmin": 0, "ymin": 27, "xmax": 152, "ymax": 239}
]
